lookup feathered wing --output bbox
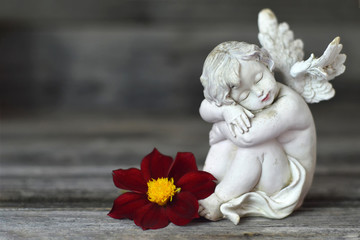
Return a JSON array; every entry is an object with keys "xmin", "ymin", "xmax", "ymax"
[
  {"xmin": 290, "ymin": 37, "xmax": 346, "ymax": 103},
  {"xmin": 257, "ymin": 9, "xmax": 346, "ymax": 103}
]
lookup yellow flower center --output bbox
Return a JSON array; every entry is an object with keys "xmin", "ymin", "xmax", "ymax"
[{"xmin": 147, "ymin": 177, "xmax": 181, "ymax": 206}]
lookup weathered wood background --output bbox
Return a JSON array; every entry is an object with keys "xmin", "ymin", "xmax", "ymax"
[
  {"xmin": 1, "ymin": 0, "xmax": 359, "ymax": 114},
  {"xmin": 1, "ymin": 0, "xmax": 360, "ymax": 239}
]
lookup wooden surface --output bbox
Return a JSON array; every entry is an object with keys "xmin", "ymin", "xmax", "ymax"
[{"xmin": 1, "ymin": 99, "xmax": 360, "ymax": 239}]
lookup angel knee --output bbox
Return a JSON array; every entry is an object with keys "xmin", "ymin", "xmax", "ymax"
[{"xmin": 214, "ymin": 150, "xmax": 262, "ymax": 201}]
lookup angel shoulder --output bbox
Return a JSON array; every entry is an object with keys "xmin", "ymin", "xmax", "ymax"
[{"xmin": 275, "ymin": 83, "xmax": 314, "ymax": 131}]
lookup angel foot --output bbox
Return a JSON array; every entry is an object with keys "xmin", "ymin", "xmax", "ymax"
[{"xmin": 199, "ymin": 193, "xmax": 224, "ymax": 221}]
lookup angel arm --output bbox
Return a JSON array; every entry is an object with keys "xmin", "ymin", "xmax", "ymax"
[
  {"xmin": 200, "ymin": 99, "xmax": 254, "ymax": 135},
  {"xmin": 217, "ymin": 87, "xmax": 311, "ymax": 147},
  {"xmin": 199, "ymin": 100, "xmax": 224, "ymax": 123}
]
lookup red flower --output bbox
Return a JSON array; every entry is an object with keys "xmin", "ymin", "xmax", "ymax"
[{"xmin": 108, "ymin": 148, "xmax": 216, "ymax": 230}]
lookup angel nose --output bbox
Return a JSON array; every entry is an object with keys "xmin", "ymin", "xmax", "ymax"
[{"xmin": 254, "ymin": 88, "xmax": 264, "ymax": 97}]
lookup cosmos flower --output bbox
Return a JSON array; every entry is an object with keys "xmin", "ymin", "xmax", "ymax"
[{"xmin": 108, "ymin": 148, "xmax": 216, "ymax": 230}]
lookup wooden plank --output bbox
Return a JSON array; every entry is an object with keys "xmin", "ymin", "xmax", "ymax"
[
  {"xmin": 1, "ymin": 207, "xmax": 359, "ymax": 240},
  {"xmin": 1, "ymin": 164, "xmax": 359, "ymax": 207},
  {"xmin": 1, "ymin": 109, "xmax": 360, "ymax": 166},
  {"xmin": 1, "ymin": 23, "xmax": 358, "ymax": 113},
  {"xmin": 0, "ymin": 0, "xmax": 358, "ymax": 25}
]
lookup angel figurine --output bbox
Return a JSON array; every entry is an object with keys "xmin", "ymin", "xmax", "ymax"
[{"xmin": 198, "ymin": 9, "xmax": 346, "ymax": 224}]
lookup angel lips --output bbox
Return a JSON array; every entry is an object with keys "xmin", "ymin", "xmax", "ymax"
[
  {"xmin": 261, "ymin": 93, "xmax": 270, "ymax": 102},
  {"xmin": 108, "ymin": 148, "xmax": 217, "ymax": 230}
]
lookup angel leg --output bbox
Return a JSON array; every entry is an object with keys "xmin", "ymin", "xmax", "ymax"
[
  {"xmin": 213, "ymin": 121, "xmax": 290, "ymax": 196},
  {"xmin": 200, "ymin": 122, "xmax": 262, "ymax": 221},
  {"xmin": 203, "ymin": 138, "xmax": 237, "ymax": 183},
  {"xmin": 200, "ymin": 122, "xmax": 290, "ymax": 221},
  {"xmin": 200, "ymin": 145, "xmax": 262, "ymax": 221},
  {"xmin": 199, "ymin": 126, "xmax": 238, "ymax": 220},
  {"xmin": 215, "ymin": 147, "xmax": 263, "ymax": 202}
]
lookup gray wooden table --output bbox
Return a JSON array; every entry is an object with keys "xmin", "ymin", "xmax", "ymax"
[{"xmin": 1, "ymin": 101, "xmax": 360, "ymax": 239}]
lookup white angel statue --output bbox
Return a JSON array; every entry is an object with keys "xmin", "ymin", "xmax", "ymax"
[{"xmin": 198, "ymin": 9, "xmax": 346, "ymax": 224}]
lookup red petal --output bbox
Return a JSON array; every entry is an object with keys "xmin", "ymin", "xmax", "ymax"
[
  {"xmin": 134, "ymin": 203, "xmax": 170, "ymax": 230},
  {"xmin": 166, "ymin": 191, "xmax": 199, "ymax": 226},
  {"xmin": 176, "ymin": 171, "xmax": 216, "ymax": 200},
  {"xmin": 108, "ymin": 192, "xmax": 148, "ymax": 220},
  {"xmin": 141, "ymin": 148, "xmax": 173, "ymax": 181},
  {"xmin": 112, "ymin": 168, "xmax": 147, "ymax": 193},
  {"xmin": 168, "ymin": 152, "xmax": 198, "ymax": 183}
]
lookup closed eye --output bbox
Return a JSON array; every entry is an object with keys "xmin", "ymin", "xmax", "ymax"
[
  {"xmin": 255, "ymin": 72, "xmax": 263, "ymax": 83},
  {"xmin": 240, "ymin": 91, "xmax": 250, "ymax": 101}
]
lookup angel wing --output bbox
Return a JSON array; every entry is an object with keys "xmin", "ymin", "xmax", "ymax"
[{"xmin": 257, "ymin": 9, "xmax": 346, "ymax": 103}]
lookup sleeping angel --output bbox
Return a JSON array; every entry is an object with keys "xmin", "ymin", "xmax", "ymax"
[{"xmin": 198, "ymin": 9, "xmax": 346, "ymax": 224}]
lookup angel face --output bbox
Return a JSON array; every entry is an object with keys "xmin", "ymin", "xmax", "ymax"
[{"xmin": 229, "ymin": 60, "xmax": 279, "ymax": 111}]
